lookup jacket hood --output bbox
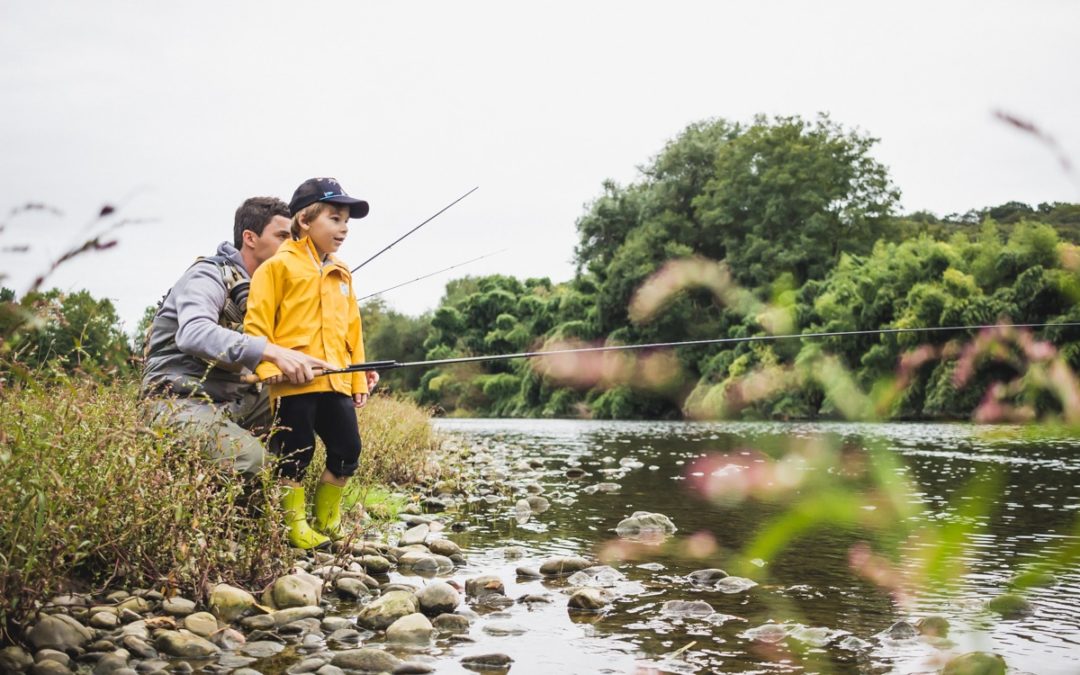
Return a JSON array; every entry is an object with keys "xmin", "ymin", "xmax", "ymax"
[
  {"xmin": 278, "ymin": 237, "xmax": 349, "ymax": 274},
  {"xmin": 215, "ymin": 241, "xmax": 251, "ymax": 279}
]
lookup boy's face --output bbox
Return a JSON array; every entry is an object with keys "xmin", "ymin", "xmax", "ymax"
[
  {"xmin": 245, "ymin": 215, "xmax": 291, "ymax": 267},
  {"xmin": 301, "ymin": 204, "xmax": 351, "ymax": 257}
]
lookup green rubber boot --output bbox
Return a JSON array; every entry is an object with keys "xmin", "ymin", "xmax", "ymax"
[
  {"xmin": 314, "ymin": 481, "xmax": 346, "ymax": 540},
  {"xmin": 281, "ymin": 486, "xmax": 330, "ymax": 550}
]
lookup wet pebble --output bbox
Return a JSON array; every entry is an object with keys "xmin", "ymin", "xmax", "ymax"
[
  {"xmin": 540, "ymin": 556, "xmax": 592, "ymax": 577},
  {"xmin": 240, "ymin": 640, "xmax": 285, "ymax": 658},
  {"xmin": 568, "ymin": 588, "xmax": 611, "ymax": 611},
  {"xmin": 240, "ymin": 614, "xmax": 276, "ymax": 631},
  {"xmin": 461, "ymin": 653, "xmax": 513, "ymax": 669},
  {"xmin": 182, "ymin": 612, "xmax": 218, "ymax": 637},
  {"xmin": 660, "ymin": 600, "xmax": 713, "ymax": 618},
  {"xmin": 331, "ymin": 648, "xmax": 402, "ymax": 672},
  {"xmin": 465, "ymin": 575, "xmax": 505, "ymax": 598},
  {"xmin": 942, "ymin": 652, "xmax": 1006, "ymax": 675},
  {"xmin": 433, "ymin": 613, "xmax": 471, "ymax": 633},
  {"xmin": 481, "ymin": 621, "xmax": 527, "ymax": 636},
  {"xmin": 160, "ymin": 597, "xmax": 195, "ymax": 617},
  {"xmin": 386, "ymin": 613, "xmax": 434, "ymax": 643},
  {"xmin": 741, "ymin": 623, "xmax": 788, "ymax": 643},
  {"xmin": 417, "ymin": 581, "xmax": 461, "ymax": 616}
]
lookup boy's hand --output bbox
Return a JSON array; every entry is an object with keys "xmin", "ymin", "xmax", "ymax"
[
  {"xmin": 366, "ymin": 370, "xmax": 380, "ymax": 391},
  {"xmin": 262, "ymin": 343, "xmax": 334, "ymax": 384},
  {"xmin": 353, "ymin": 392, "xmax": 369, "ymax": 409}
]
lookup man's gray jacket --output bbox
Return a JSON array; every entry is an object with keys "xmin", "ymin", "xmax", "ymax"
[{"xmin": 141, "ymin": 242, "xmax": 267, "ymax": 402}]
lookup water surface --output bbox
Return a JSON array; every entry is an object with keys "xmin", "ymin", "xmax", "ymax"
[{"xmin": 411, "ymin": 419, "xmax": 1080, "ymax": 674}]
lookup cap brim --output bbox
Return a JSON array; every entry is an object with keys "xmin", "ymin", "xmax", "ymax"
[{"xmin": 323, "ymin": 195, "xmax": 369, "ymax": 219}]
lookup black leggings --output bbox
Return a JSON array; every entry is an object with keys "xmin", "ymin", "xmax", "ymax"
[{"xmin": 270, "ymin": 392, "xmax": 361, "ymax": 481}]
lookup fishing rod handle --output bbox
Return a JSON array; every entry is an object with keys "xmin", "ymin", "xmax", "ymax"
[{"xmin": 239, "ymin": 360, "xmax": 399, "ymax": 384}]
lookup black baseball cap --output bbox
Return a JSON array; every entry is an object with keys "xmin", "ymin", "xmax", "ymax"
[{"xmin": 289, "ymin": 177, "xmax": 370, "ymax": 219}]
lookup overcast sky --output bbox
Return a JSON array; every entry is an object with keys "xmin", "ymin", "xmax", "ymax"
[{"xmin": 2, "ymin": 1, "xmax": 1078, "ymax": 331}]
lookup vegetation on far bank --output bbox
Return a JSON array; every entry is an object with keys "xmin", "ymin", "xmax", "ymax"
[{"xmin": 360, "ymin": 115, "xmax": 1080, "ymax": 420}]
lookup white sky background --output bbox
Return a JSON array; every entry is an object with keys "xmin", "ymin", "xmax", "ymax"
[{"xmin": 1, "ymin": 0, "xmax": 1078, "ymax": 331}]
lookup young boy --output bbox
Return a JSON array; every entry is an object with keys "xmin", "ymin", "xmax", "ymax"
[{"xmin": 245, "ymin": 177, "xmax": 377, "ymax": 549}]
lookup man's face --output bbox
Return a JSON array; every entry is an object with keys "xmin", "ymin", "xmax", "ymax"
[{"xmin": 246, "ymin": 215, "xmax": 291, "ymax": 267}]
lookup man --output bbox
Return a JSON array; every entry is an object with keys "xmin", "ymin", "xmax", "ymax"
[{"xmin": 141, "ymin": 196, "xmax": 333, "ymax": 474}]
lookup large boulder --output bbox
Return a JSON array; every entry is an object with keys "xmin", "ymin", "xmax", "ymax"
[
  {"xmin": 153, "ymin": 630, "xmax": 220, "ymax": 658},
  {"xmin": 386, "ymin": 613, "xmax": 434, "ymax": 643},
  {"xmin": 331, "ymin": 648, "xmax": 402, "ymax": 672},
  {"xmin": 942, "ymin": 652, "xmax": 1006, "ymax": 675},
  {"xmin": 417, "ymin": 581, "xmax": 460, "ymax": 616},
  {"xmin": 265, "ymin": 574, "xmax": 319, "ymax": 609},
  {"xmin": 465, "ymin": 575, "xmax": 505, "ymax": 598},
  {"xmin": 27, "ymin": 614, "xmax": 94, "ymax": 652},
  {"xmin": 209, "ymin": 584, "xmax": 256, "ymax": 623},
  {"xmin": 614, "ymin": 512, "xmax": 676, "ymax": 536},
  {"xmin": 356, "ymin": 591, "xmax": 419, "ymax": 631}
]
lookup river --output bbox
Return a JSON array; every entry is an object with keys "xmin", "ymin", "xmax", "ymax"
[{"xmin": 384, "ymin": 418, "xmax": 1080, "ymax": 674}]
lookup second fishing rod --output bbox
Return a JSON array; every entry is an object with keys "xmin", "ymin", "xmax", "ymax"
[{"xmin": 241, "ymin": 321, "xmax": 1080, "ymax": 383}]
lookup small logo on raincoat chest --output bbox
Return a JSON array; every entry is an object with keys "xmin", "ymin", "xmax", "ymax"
[{"xmin": 340, "ymin": 282, "xmax": 349, "ymax": 296}]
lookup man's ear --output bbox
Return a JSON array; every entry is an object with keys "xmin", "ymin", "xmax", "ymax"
[{"xmin": 241, "ymin": 229, "xmax": 257, "ymax": 249}]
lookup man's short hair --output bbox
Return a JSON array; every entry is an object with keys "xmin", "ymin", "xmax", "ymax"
[{"xmin": 234, "ymin": 197, "xmax": 290, "ymax": 248}]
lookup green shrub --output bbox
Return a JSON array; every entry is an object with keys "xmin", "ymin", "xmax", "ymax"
[{"xmin": 0, "ymin": 376, "xmax": 290, "ymax": 641}]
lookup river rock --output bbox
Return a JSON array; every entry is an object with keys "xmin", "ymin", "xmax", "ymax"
[
  {"xmin": 515, "ymin": 565, "xmax": 541, "ymax": 578},
  {"xmin": 715, "ymin": 576, "xmax": 757, "ymax": 594},
  {"xmin": 428, "ymin": 539, "xmax": 462, "ymax": 557},
  {"xmin": 160, "ymin": 597, "xmax": 195, "ymax": 617},
  {"xmin": 386, "ymin": 613, "xmax": 434, "ymax": 643},
  {"xmin": 90, "ymin": 612, "xmax": 120, "ymax": 630},
  {"xmin": 482, "ymin": 621, "xmax": 527, "ymax": 636},
  {"xmin": 240, "ymin": 641, "xmax": 285, "ymax": 658},
  {"xmin": 417, "ymin": 581, "xmax": 461, "ymax": 616},
  {"xmin": 741, "ymin": 623, "xmax": 789, "ymax": 643},
  {"xmin": 209, "ymin": 584, "xmax": 256, "ymax": 623},
  {"xmin": 47, "ymin": 594, "xmax": 89, "ymax": 609},
  {"xmin": 30, "ymin": 662, "xmax": 71, "ymax": 675},
  {"xmin": 331, "ymin": 648, "xmax": 402, "ymax": 672},
  {"xmin": 357, "ymin": 591, "xmax": 419, "ymax": 631},
  {"xmin": 271, "ymin": 605, "xmax": 325, "ymax": 626},
  {"xmin": 615, "ymin": 511, "xmax": 677, "ymax": 536},
  {"xmin": 322, "ymin": 616, "xmax": 355, "ymax": 632},
  {"xmin": 240, "ymin": 614, "xmax": 276, "ymax": 631},
  {"xmin": 568, "ymin": 588, "xmax": 611, "ymax": 611},
  {"xmin": 881, "ymin": 620, "xmax": 918, "ymax": 639},
  {"xmin": 0, "ymin": 646, "xmax": 33, "ymax": 672},
  {"xmin": 687, "ymin": 568, "xmax": 728, "ymax": 585},
  {"xmin": 465, "ymin": 575, "xmax": 505, "ymax": 598},
  {"xmin": 33, "ymin": 649, "xmax": 70, "ymax": 667},
  {"xmin": 502, "ymin": 546, "xmax": 526, "ymax": 559},
  {"xmin": 335, "ymin": 577, "xmax": 369, "ymax": 599},
  {"xmin": 461, "ymin": 653, "xmax": 513, "ymax": 668},
  {"xmin": 182, "ymin": 612, "xmax": 218, "ymax": 638},
  {"xmin": 987, "ymin": 593, "xmax": 1032, "ymax": 619},
  {"xmin": 114, "ymin": 597, "xmax": 151, "ymax": 615},
  {"xmin": 359, "ymin": 555, "xmax": 392, "ymax": 574},
  {"xmin": 92, "ymin": 652, "xmax": 129, "ymax": 673},
  {"xmin": 27, "ymin": 613, "xmax": 94, "ymax": 652},
  {"xmin": 942, "ymin": 651, "xmax": 1006, "ymax": 675},
  {"xmin": 660, "ymin": 600, "xmax": 714, "ymax": 617},
  {"xmin": 433, "ymin": 614, "xmax": 471, "ymax": 633},
  {"xmin": 540, "ymin": 556, "xmax": 592, "ymax": 577},
  {"xmin": 916, "ymin": 615, "xmax": 950, "ymax": 638},
  {"xmin": 267, "ymin": 574, "xmax": 320, "ymax": 609},
  {"xmin": 400, "ymin": 524, "xmax": 430, "ymax": 546},
  {"xmin": 328, "ymin": 628, "xmax": 365, "ymax": 647},
  {"xmin": 526, "ymin": 496, "xmax": 550, "ymax": 513},
  {"xmin": 153, "ymin": 631, "xmax": 220, "ymax": 658},
  {"xmin": 316, "ymin": 667, "xmax": 346, "ymax": 675},
  {"xmin": 119, "ymin": 635, "xmax": 156, "ymax": 659}
]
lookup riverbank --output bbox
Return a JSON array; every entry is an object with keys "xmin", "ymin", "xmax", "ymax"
[{"xmin": 0, "ymin": 379, "xmax": 439, "ymax": 647}]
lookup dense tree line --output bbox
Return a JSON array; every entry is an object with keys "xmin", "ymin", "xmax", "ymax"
[{"xmin": 364, "ymin": 114, "xmax": 1080, "ymax": 419}]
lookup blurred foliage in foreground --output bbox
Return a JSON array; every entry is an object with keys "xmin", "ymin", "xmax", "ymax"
[{"xmin": 362, "ymin": 114, "xmax": 1080, "ymax": 420}]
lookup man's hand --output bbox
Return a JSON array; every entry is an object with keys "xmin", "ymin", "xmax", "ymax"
[
  {"xmin": 261, "ymin": 343, "xmax": 335, "ymax": 385},
  {"xmin": 353, "ymin": 392, "xmax": 369, "ymax": 408}
]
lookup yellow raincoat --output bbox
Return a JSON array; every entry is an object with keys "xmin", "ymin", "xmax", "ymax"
[{"xmin": 245, "ymin": 236, "xmax": 367, "ymax": 399}]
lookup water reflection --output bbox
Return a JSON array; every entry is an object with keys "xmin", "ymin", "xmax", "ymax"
[{"xmin": 432, "ymin": 419, "xmax": 1080, "ymax": 674}]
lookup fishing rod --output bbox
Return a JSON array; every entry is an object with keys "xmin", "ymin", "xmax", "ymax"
[
  {"xmin": 351, "ymin": 186, "xmax": 479, "ymax": 273},
  {"xmin": 357, "ymin": 248, "xmax": 508, "ymax": 302},
  {"xmin": 242, "ymin": 321, "xmax": 1080, "ymax": 382}
]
